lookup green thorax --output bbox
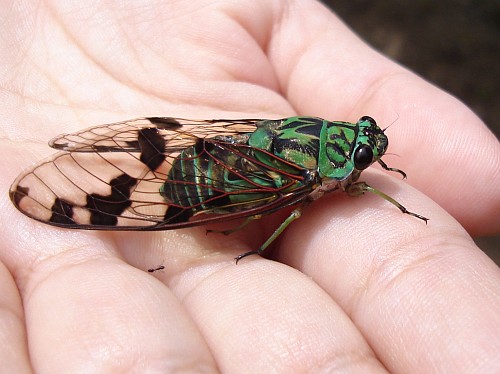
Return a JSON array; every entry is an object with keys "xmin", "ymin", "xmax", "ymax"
[{"xmin": 249, "ymin": 116, "xmax": 388, "ymax": 181}]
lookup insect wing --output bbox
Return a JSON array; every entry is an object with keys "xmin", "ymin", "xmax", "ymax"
[
  {"xmin": 48, "ymin": 117, "xmax": 260, "ymax": 153},
  {"xmin": 10, "ymin": 118, "xmax": 314, "ymax": 230}
]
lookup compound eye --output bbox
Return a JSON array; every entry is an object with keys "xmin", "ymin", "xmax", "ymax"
[
  {"xmin": 354, "ymin": 145, "xmax": 374, "ymax": 170},
  {"xmin": 359, "ymin": 116, "xmax": 376, "ymax": 127}
]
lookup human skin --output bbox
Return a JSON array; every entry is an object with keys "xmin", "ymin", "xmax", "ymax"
[{"xmin": 1, "ymin": 1, "xmax": 499, "ymax": 372}]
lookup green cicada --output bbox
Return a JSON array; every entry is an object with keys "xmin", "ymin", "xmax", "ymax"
[{"xmin": 10, "ymin": 116, "xmax": 427, "ymax": 261}]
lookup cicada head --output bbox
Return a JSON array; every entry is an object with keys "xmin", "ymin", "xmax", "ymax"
[
  {"xmin": 318, "ymin": 116, "xmax": 388, "ymax": 181},
  {"xmin": 351, "ymin": 116, "xmax": 388, "ymax": 172}
]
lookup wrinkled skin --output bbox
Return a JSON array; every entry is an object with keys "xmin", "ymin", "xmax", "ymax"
[{"xmin": 1, "ymin": 1, "xmax": 499, "ymax": 372}]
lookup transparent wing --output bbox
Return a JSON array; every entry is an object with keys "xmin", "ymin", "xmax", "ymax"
[
  {"xmin": 49, "ymin": 117, "xmax": 261, "ymax": 153},
  {"xmin": 10, "ymin": 118, "xmax": 313, "ymax": 230}
]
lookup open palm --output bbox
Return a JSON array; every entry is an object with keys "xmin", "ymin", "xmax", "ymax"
[{"xmin": 1, "ymin": 1, "xmax": 499, "ymax": 372}]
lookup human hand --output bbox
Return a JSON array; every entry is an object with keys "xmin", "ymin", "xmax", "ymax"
[{"xmin": 1, "ymin": 1, "xmax": 499, "ymax": 372}]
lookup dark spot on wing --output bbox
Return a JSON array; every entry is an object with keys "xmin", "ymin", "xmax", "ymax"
[
  {"xmin": 86, "ymin": 173, "xmax": 137, "ymax": 226},
  {"xmin": 10, "ymin": 185, "xmax": 29, "ymax": 206},
  {"xmin": 148, "ymin": 117, "xmax": 182, "ymax": 129},
  {"xmin": 163, "ymin": 205, "xmax": 193, "ymax": 224},
  {"xmin": 50, "ymin": 198, "xmax": 76, "ymax": 225},
  {"xmin": 124, "ymin": 140, "xmax": 140, "ymax": 150},
  {"xmin": 138, "ymin": 128, "xmax": 166, "ymax": 170}
]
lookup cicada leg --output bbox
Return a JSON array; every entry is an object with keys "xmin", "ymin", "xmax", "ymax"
[
  {"xmin": 378, "ymin": 159, "xmax": 407, "ymax": 179},
  {"xmin": 235, "ymin": 208, "xmax": 302, "ymax": 263},
  {"xmin": 347, "ymin": 182, "xmax": 429, "ymax": 223}
]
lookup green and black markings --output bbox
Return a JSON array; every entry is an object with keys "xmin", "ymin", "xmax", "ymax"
[{"xmin": 10, "ymin": 115, "xmax": 427, "ymax": 262}]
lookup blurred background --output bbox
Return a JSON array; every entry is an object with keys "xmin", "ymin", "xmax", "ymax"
[{"xmin": 321, "ymin": 0, "xmax": 499, "ymax": 263}]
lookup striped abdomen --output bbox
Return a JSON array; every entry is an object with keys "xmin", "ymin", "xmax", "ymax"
[{"xmin": 161, "ymin": 138, "xmax": 305, "ymax": 223}]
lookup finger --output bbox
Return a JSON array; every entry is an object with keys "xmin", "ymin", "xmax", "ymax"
[
  {"xmin": 266, "ymin": 0, "xmax": 500, "ymax": 235},
  {"xmin": 21, "ymin": 255, "xmax": 216, "ymax": 372},
  {"xmin": 2, "ymin": 150, "xmax": 216, "ymax": 372},
  {"xmin": 279, "ymin": 170, "xmax": 500, "ymax": 372},
  {"xmin": 0, "ymin": 262, "xmax": 31, "ymax": 372},
  {"xmin": 170, "ymin": 260, "xmax": 388, "ymax": 373}
]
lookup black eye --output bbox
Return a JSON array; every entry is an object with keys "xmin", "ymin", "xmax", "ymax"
[
  {"xmin": 354, "ymin": 145, "xmax": 373, "ymax": 170},
  {"xmin": 359, "ymin": 116, "xmax": 376, "ymax": 127}
]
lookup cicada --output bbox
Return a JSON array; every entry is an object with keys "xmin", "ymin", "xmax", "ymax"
[{"xmin": 10, "ymin": 116, "xmax": 427, "ymax": 261}]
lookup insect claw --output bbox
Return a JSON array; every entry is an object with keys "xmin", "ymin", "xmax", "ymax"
[
  {"xmin": 414, "ymin": 212, "xmax": 429, "ymax": 224},
  {"xmin": 234, "ymin": 250, "xmax": 259, "ymax": 264},
  {"xmin": 378, "ymin": 159, "xmax": 407, "ymax": 179}
]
